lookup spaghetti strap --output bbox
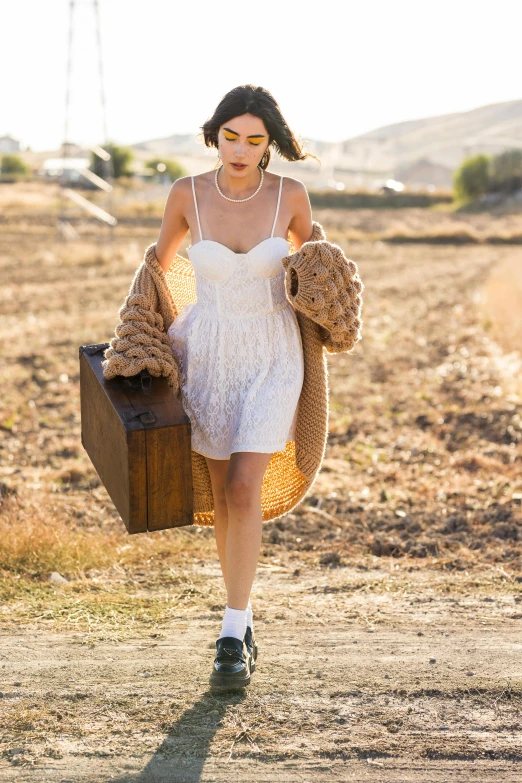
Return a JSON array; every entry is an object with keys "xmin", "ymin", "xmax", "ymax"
[
  {"xmin": 191, "ymin": 176, "xmax": 203, "ymax": 242},
  {"xmin": 270, "ymin": 176, "xmax": 284, "ymax": 237}
]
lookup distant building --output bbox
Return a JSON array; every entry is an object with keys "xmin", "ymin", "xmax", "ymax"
[
  {"xmin": 0, "ymin": 135, "xmax": 21, "ymax": 153},
  {"xmin": 36, "ymin": 157, "xmax": 95, "ymax": 187},
  {"xmin": 61, "ymin": 141, "xmax": 85, "ymax": 156},
  {"xmin": 40, "ymin": 157, "xmax": 91, "ymax": 174}
]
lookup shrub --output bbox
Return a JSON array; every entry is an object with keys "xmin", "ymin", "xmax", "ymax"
[
  {"xmin": 145, "ymin": 157, "xmax": 186, "ymax": 183},
  {"xmin": 489, "ymin": 149, "xmax": 522, "ymax": 194},
  {"xmin": 1, "ymin": 154, "xmax": 30, "ymax": 175},
  {"xmin": 453, "ymin": 154, "xmax": 491, "ymax": 202},
  {"xmin": 89, "ymin": 141, "xmax": 134, "ymax": 179}
]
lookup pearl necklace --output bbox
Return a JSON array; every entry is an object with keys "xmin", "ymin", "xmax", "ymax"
[{"xmin": 215, "ymin": 164, "xmax": 264, "ymax": 203}]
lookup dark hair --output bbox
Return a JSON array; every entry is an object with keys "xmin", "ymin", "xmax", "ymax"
[{"xmin": 200, "ymin": 84, "xmax": 319, "ymax": 170}]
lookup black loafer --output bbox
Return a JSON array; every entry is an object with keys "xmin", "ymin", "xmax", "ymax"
[
  {"xmin": 244, "ymin": 625, "xmax": 258, "ymax": 674},
  {"xmin": 209, "ymin": 636, "xmax": 250, "ymax": 688}
]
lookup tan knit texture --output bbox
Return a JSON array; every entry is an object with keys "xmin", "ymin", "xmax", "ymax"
[
  {"xmin": 102, "ymin": 249, "xmax": 182, "ymax": 394},
  {"xmin": 281, "ymin": 239, "xmax": 364, "ymax": 354},
  {"xmin": 102, "ymin": 221, "xmax": 362, "ymax": 526}
]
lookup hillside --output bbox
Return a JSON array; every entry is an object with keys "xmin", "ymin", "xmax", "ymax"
[
  {"xmin": 332, "ymin": 99, "xmax": 522, "ymax": 184},
  {"xmin": 129, "ymin": 99, "xmax": 522, "ymax": 190}
]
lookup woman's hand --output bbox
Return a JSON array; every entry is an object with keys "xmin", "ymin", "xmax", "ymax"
[
  {"xmin": 154, "ymin": 178, "xmax": 191, "ymax": 274},
  {"xmin": 287, "ymin": 179, "xmax": 314, "ymax": 250}
]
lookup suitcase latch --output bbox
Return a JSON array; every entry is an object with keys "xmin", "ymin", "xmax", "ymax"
[
  {"xmin": 123, "ymin": 410, "xmax": 156, "ymax": 425},
  {"xmin": 122, "ymin": 370, "xmax": 152, "ymax": 393}
]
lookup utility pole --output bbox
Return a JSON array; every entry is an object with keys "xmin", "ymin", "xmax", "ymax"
[{"xmin": 57, "ymin": 0, "xmax": 116, "ymax": 243}]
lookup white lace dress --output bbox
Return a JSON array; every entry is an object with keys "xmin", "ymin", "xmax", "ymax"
[{"xmin": 167, "ymin": 175, "xmax": 304, "ymax": 460}]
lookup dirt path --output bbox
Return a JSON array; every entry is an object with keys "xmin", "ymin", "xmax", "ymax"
[
  {"xmin": 1, "ymin": 206, "xmax": 522, "ymax": 780},
  {"xmin": 1, "ymin": 562, "xmax": 522, "ymax": 782}
]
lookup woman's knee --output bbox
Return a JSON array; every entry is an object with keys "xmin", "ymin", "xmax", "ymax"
[
  {"xmin": 204, "ymin": 456, "xmax": 230, "ymax": 516},
  {"xmin": 211, "ymin": 483, "xmax": 228, "ymax": 516},
  {"xmin": 224, "ymin": 473, "xmax": 259, "ymax": 511}
]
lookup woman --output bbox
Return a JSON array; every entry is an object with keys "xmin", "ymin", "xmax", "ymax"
[{"xmin": 154, "ymin": 85, "xmax": 318, "ymax": 689}]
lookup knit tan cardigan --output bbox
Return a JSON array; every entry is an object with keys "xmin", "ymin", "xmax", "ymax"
[{"xmin": 102, "ymin": 221, "xmax": 364, "ymax": 526}]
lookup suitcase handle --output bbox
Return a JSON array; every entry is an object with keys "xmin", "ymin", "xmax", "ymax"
[
  {"xmin": 123, "ymin": 409, "xmax": 156, "ymax": 425},
  {"xmin": 79, "ymin": 344, "xmax": 152, "ymax": 394}
]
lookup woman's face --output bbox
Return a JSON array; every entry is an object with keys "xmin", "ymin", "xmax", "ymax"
[{"xmin": 217, "ymin": 113, "xmax": 269, "ymax": 176}]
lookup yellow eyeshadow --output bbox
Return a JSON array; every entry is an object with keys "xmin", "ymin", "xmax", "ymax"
[{"xmin": 223, "ymin": 130, "xmax": 263, "ymax": 145}]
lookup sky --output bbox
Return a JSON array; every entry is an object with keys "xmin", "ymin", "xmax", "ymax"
[{"xmin": 3, "ymin": 0, "xmax": 522, "ymax": 152}]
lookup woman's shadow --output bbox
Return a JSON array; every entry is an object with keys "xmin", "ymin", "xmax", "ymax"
[{"xmin": 112, "ymin": 686, "xmax": 250, "ymax": 783}]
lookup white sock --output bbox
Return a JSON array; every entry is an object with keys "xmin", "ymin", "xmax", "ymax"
[
  {"xmin": 246, "ymin": 600, "xmax": 253, "ymax": 632},
  {"xmin": 219, "ymin": 604, "xmax": 247, "ymax": 641}
]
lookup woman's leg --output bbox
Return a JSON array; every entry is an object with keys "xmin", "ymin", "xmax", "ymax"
[
  {"xmin": 205, "ymin": 451, "xmax": 272, "ymax": 609},
  {"xmin": 204, "ymin": 455, "xmax": 231, "ymax": 586},
  {"xmin": 223, "ymin": 451, "xmax": 273, "ymax": 610}
]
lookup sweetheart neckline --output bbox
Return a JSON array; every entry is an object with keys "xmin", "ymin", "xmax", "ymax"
[{"xmin": 188, "ymin": 236, "xmax": 290, "ymax": 256}]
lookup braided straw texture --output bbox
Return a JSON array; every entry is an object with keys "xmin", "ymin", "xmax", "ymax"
[{"xmin": 102, "ymin": 221, "xmax": 362, "ymax": 526}]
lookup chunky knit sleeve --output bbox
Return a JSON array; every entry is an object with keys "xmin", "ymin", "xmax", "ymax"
[
  {"xmin": 282, "ymin": 237, "xmax": 364, "ymax": 354},
  {"xmin": 101, "ymin": 245, "xmax": 182, "ymax": 395}
]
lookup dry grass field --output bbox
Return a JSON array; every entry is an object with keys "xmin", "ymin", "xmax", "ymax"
[{"xmin": 1, "ymin": 182, "xmax": 522, "ymax": 782}]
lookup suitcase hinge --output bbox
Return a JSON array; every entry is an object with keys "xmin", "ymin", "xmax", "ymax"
[{"xmin": 79, "ymin": 341, "xmax": 111, "ymax": 358}]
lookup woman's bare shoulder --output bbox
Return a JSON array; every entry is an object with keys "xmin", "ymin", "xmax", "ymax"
[
  {"xmin": 167, "ymin": 174, "xmax": 193, "ymax": 197},
  {"xmin": 280, "ymin": 175, "xmax": 310, "ymax": 204},
  {"xmin": 191, "ymin": 170, "xmax": 215, "ymax": 186},
  {"xmin": 161, "ymin": 176, "xmax": 190, "ymax": 213},
  {"xmin": 164, "ymin": 172, "xmax": 213, "ymax": 209},
  {"xmin": 280, "ymin": 175, "xmax": 308, "ymax": 191},
  {"xmin": 281, "ymin": 176, "xmax": 310, "ymax": 210}
]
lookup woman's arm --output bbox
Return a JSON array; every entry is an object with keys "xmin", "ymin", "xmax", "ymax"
[
  {"xmin": 287, "ymin": 179, "xmax": 314, "ymax": 250},
  {"xmin": 154, "ymin": 177, "xmax": 191, "ymax": 274}
]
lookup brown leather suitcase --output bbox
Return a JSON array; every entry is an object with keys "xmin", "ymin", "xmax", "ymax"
[{"xmin": 78, "ymin": 342, "xmax": 194, "ymax": 533}]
